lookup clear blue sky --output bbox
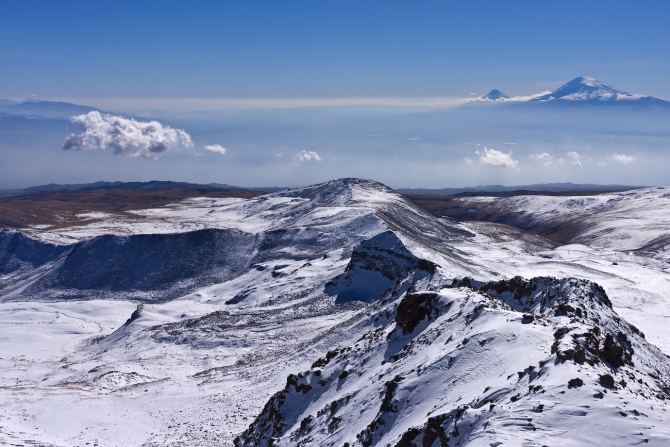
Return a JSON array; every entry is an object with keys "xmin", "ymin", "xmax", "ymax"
[{"xmin": 1, "ymin": 0, "xmax": 669, "ymax": 100}]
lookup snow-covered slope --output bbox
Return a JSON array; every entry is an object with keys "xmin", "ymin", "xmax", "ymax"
[
  {"xmin": 533, "ymin": 76, "xmax": 646, "ymax": 102},
  {"xmin": 236, "ymin": 275, "xmax": 670, "ymax": 446},
  {"xmin": 1, "ymin": 179, "xmax": 669, "ymax": 446},
  {"xmin": 0, "ymin": 179, "xmax": 471, "ymax": 302},
  {"xmin": 471, "ymin": 77, "xmax": 669, "ymax": 105},
  {"xmin": 452, "ymin": 187, "xmax": 670, "ymax": 254}
]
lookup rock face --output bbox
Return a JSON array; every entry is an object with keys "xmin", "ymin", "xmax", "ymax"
[
  {"xmin": 0, "ymin": 229, "xmax": 70, "ymax": 275},
  {"xmin": 235, "ymin": 274, "xmax": 670, "ymax": 447},
  {"xmin": 325, "ymin": 231, "xmax": 437, "ymax": 304},
  {"xmin": 395, "ymin": 292, "xmax": 441, "ymax": 334}
]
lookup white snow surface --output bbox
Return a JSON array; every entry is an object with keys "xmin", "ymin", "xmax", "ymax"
[
  {"xmin": 532, "ymin": 76, "xmax": 647, "ymax": 102},
  {"xmin": 0, "ymin": 178, "xmax": 669, "ymax": 446},
  {"xmin": 237, "ymin": 278, "xmax": 670, "ymax": 447},
  {"xmin": 455, "ymin": 187, "xmax": 670, "ymax": 252},
  {"xmin": 470, "ymin": 76, "xmax": 665, "ymax": 103},
  {"xmin": 19, "ymin": 179, "xmax": 412, "ymax": 244}
]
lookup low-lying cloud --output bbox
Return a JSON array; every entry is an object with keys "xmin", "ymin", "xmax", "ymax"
[
  {"xmin": 610, "ymin": 153, "xmax": 635, "ymax": 164},
  {"xmin": 566, "ymin": 151, "xmax": 583, "ymax": 167},
  {"xmin": 530, "ymin": 152, "xmax": 554, "ymax": 166},
  {"xmin": 204, "ymin": 144, "xmax": 226, "ymax": 154},
  {"xmin": 295, "ymin": 150, "xmax": 322, "ymax": 162},
  {"xmin": 63, "ymin": 111, "xmax": 192, "ymax": 159},
  {"xmin": 479, "ymin": 148, "xmax": 518, "ymax": 169}
]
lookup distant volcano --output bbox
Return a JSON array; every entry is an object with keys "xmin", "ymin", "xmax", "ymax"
[
  {"xmin": 532, "ymin": 76, "xmax": 666, "ymax": 103},
  {"xmin": 480, "ymin": 89, "xmax": 510, "ymax": 101}
]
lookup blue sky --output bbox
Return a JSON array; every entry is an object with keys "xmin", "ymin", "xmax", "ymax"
[
  {"xmin": 0, "ymin": 1, "xmax": 668, "ymax": 189},
  {"xmin": 2, "ymin": 0, "xmax": 669, "ymax": 101}
]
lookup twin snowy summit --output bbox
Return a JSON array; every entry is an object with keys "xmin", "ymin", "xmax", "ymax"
[{"xmin": 478, "ymin": 76, "xmax": 669, "ymax": 104}]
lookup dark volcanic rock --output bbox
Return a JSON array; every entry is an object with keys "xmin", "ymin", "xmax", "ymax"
[{"xmin": 395, "ymin": 292, "xmax": 439, "ymax": 334}]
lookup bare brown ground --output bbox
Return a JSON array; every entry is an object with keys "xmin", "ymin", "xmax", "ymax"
[
  {"xmin": 0, "ymin": 188, "xmax": 267, "ymax": 229},
  {"xmin": 402, "ymin": 190, "xmax": 624, "ymax": 245}
]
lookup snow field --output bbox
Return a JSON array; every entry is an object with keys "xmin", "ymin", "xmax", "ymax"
[{"xmin": 0, "ymin": 178, "xmax": 669, "ymax": 446}]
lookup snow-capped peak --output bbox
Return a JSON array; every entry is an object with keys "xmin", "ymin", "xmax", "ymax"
[
  {"xmin": 533, "ymin": 76, "xmax": 645, "ymax": 102},
  {"xmin": 468, "ymin": 77, "xmax": 668, "ymax": 105}
]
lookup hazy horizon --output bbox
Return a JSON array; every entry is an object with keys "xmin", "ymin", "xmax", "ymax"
[{"xmin": 1, "ymin": 1, "xmax": 668, "ymax": 189}]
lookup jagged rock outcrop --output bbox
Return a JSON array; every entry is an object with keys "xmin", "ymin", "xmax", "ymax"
[
  {"xmin": 235, "ymin": 275, "xmax": 670, "ymax": 446},
  {"xmin": 325, "ymin": 231, "xmax": 437, "ymax": 304}
]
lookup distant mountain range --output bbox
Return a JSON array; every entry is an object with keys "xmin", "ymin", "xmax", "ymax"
[
  {"xmin": 0, "ymin": 100, "xmax": 102, "ymax": 119},
  {"xmin": 0, "ymin": 180, "xmax": 646, "ymax": 200},
  {"xmin": 1, "ymin": 76, "xmax": 666, "ymax": 123},
  {"xmin": 477, "ymin": 76, "xmax": 669, "ymax": 105},
  {"xmin": 395, "ymin": 182, "xmax": 644, "ymax": 196},
  {"xmin": 0, "ymin": 181, "xmax": 286, "ymax": 199}
]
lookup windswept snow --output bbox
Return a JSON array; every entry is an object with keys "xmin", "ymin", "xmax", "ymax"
[
  {"xmin": 0, "ymin": 178, "xmax": 669, "ymax": 446},
  {"xmin": 237, "ymin": 276, "xmax": 670, "ymax": 446},
  {"xmin": 454, "ymin": 187, "xmax": 670, "ymax": 253}
]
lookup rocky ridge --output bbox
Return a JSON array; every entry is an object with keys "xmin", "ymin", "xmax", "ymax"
[{"xmin": 235, "ymin": 272, "xmax": 670, "ymax": 446}]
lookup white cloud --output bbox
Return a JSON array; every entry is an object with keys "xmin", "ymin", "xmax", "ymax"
[
  {"xmin": 63, "ymin": 111, "xmax": 192, "ymax": 159},
  {"xmin": 295, "ymin": 150, "xmax": 322, "ymax": 162},
  {"xmin": 566, "ymin": 151, "xmax": 582, "ymax": 167},
  {"xmin": 479, "ymin": 148, "xmax": 518, "ymax": 169},
  {"xmin": 610, "ymin": 153, "xmax": 635, "ymax": 164},
  {"xmin": 464, "ymin": 157, "xmax": 474, "ymax": 164},
  {"xmin": 530, "ymin": 152, "xmax": 554, "ymax": 167},
  {"xmin": 203, "ymin": 144, "xmax": 226, "ymax": 154}
]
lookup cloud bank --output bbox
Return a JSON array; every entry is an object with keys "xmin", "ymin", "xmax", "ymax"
[
  {"xmin": 479, "ymin": 148, "xmax": 518, "ymax": 169},
  {"xmin": 204, "ymin": 144, "xmax": 226, "ymax": 154},
  {"xmin": 63, "ymin": 111, "xmax": 192, "ymax": 159}
]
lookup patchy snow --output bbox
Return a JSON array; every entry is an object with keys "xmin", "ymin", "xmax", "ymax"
[
  {"xmin": 455, "ymin": 187, "xmax": 670, "ymax": 252},
  {"xmin": 76, "ymin": 211, "xmax": 116, "ymax": 220}
]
